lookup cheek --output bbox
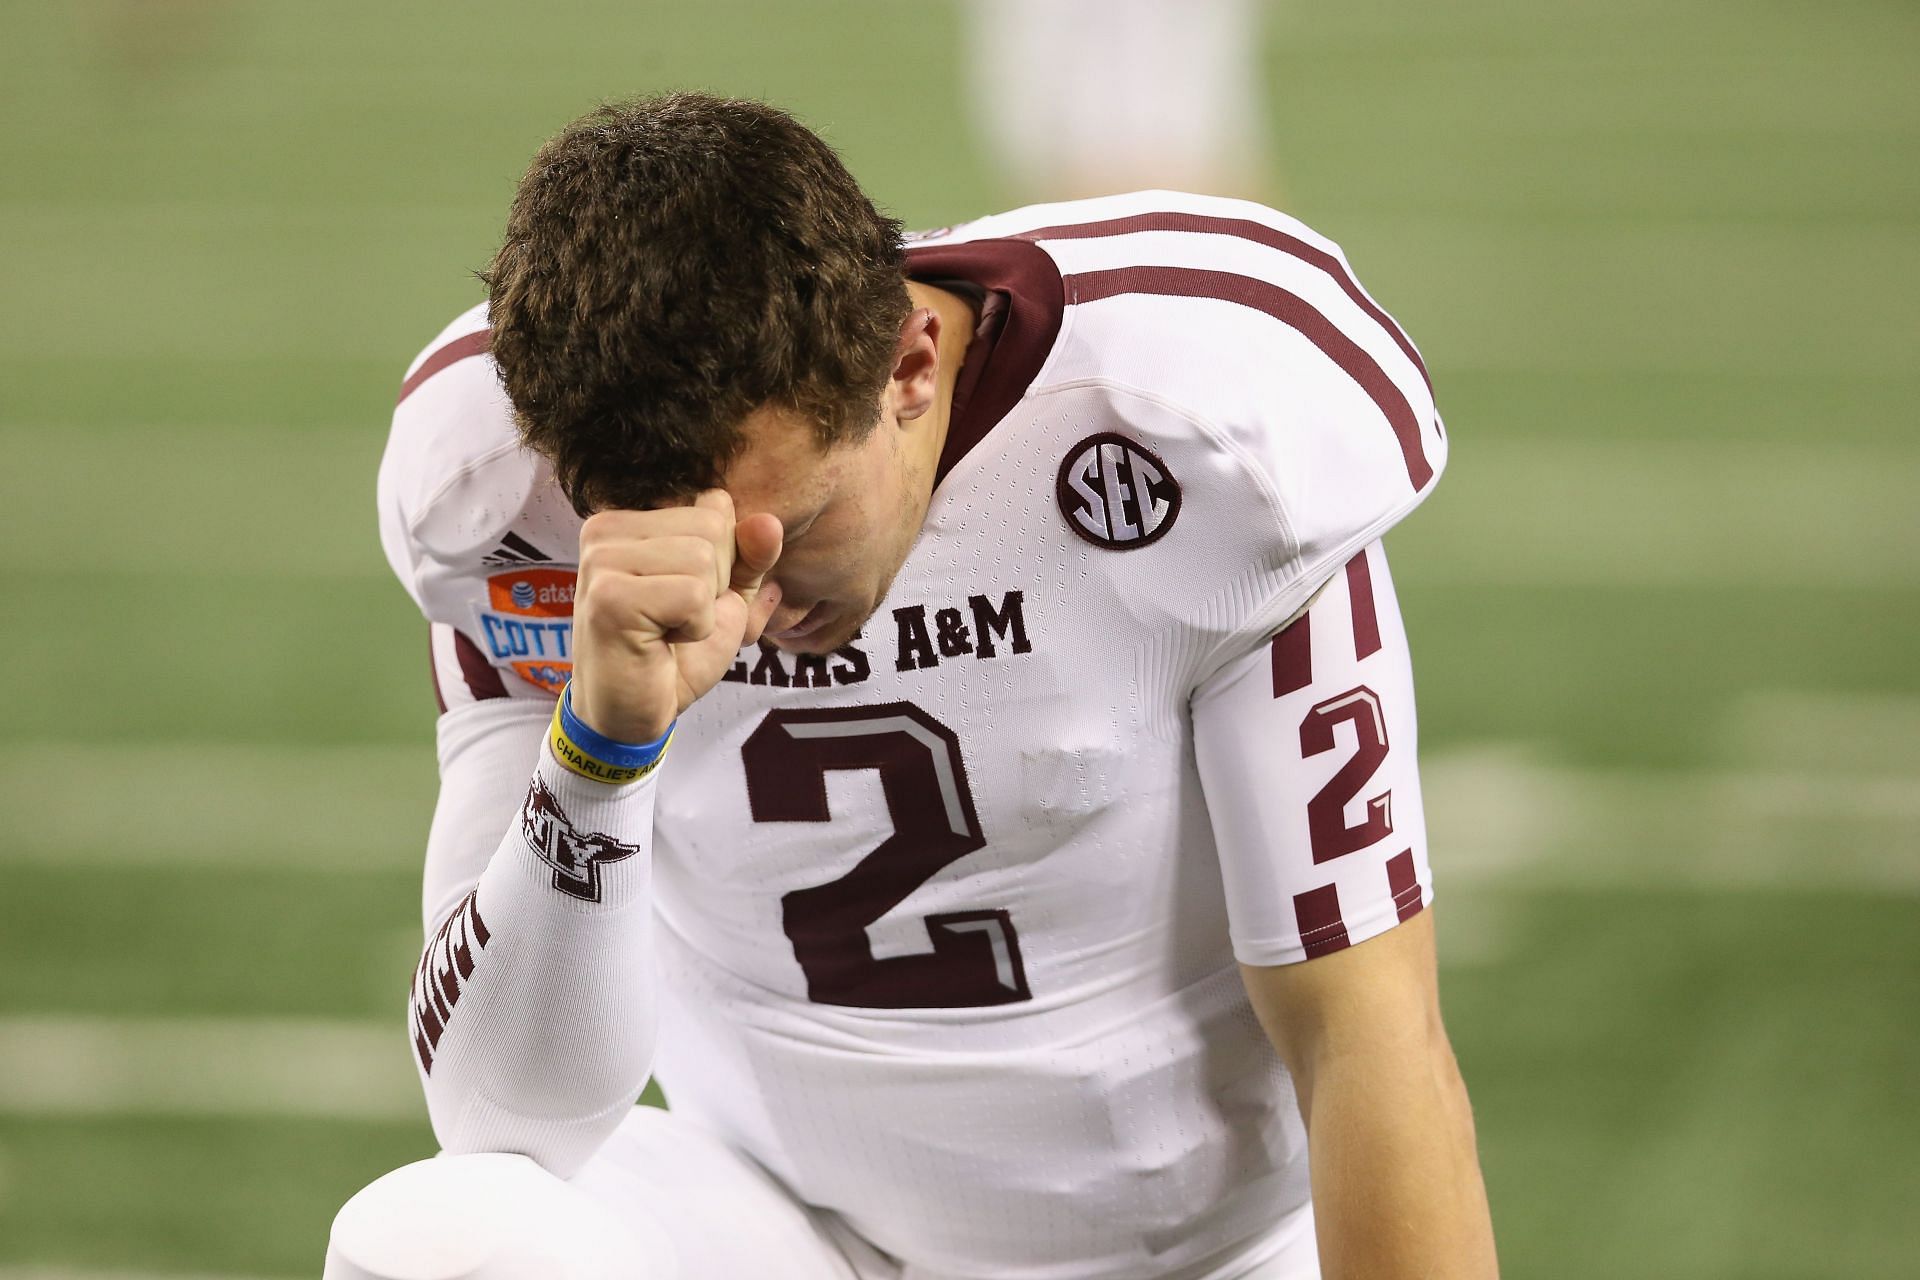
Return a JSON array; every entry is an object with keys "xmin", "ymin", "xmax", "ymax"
[{"xmin": 775, "ymin": 541, "xmax": 861, "ymax": 598}]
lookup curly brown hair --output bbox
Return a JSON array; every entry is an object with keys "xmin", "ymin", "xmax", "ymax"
[{"xmin": 482, "ymin": 93, "xmax": 911, "ymax": 515}]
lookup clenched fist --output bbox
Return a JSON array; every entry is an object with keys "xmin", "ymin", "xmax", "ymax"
[{"xmin": 569, "ymin": 490, "xmax": 783, "ymax": 745}]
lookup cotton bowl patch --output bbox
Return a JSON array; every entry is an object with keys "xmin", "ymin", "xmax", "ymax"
[{"xmin": 472, "ymin": 567, "xmax": 575, "ymax": 694}]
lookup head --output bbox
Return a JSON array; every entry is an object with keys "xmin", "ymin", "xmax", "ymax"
[{"xmin": 484, "ymin": 93, "xmax": 945, "ymax": 653}]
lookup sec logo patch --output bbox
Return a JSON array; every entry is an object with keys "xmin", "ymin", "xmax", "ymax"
[
  {"xmin": 1056, "ymin": 433, "xmax": 1181, "ymax": 549},
  {"xmin": 472, "ymin": 567, "xmax": 576, "ymax": 694}
]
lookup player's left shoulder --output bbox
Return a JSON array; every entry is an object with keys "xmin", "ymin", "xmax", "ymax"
[
  {"xmin": 1031, "ymin": 190, "xmax": 1444, "ymax": 479},
  {"xmin": 1010, "ymin": 192, "xmax": 1449, "ymax": 650}
]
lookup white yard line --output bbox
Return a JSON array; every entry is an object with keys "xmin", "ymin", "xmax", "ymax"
[
  {"xmin": 1425, "ymin": 742, "xmax": 1920, "ymax": 969},
  {"xmin": 1427, "ymin": 688, "xmax": 1920, "ymax": 896},
  {"xmin": 0, "ymin": 744, "xmax": 436, "ymax": 871},
  {"xmin": 1427, "ymin": 746, "xmax": 1920, "ymax": 891},
  {"xmin": 0, "ymin": 1017, "xmax": 418, "ymax": 1121},
  {"xmin": 1422, "ymin": 688, "xmax": 1920, "ymax": 966}
]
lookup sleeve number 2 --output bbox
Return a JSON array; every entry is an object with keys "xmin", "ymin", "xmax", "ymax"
[
  {"xmin": 743, "ymin": 704, "xmax": 1032, "ymax": 1010},
  {"xmin": 1300, "ymin": 685, "xmax": 1393, "ymax": 862}
]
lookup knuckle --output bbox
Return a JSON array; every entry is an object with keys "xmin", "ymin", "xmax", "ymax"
[
  {"xmin": 576, "ymin": 575, "xmax": 622, "ymax": 620},
  {"xmin": 656, "ymin": 537, "xmax": 704, "ymax": 579},
  {"xmin": 693, "ymin": 507, "xmax": 729, "ymax": 543},
  {"xmin": 638, "ymin": 575, "xmax": 700, "ymax": 626},
  {"xmin": 579, "ymin": 510, "xmax": 625, "ymax": 545}
]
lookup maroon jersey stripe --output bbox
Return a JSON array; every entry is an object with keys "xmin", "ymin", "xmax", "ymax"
[
  {"xmin": 452, "ymin": 630, "xmax": 509, "ymax": 701},
  {"xmin": 1270, "ymin": 611, "xmax": 1312, "ymax": 697},
  {"xmin": 1294, "ymin": 883, "xmax": 1352, "ymax": 959},
  {"xmin": 1020, "ymin": 210, "xmax": 1431, "ymax": 394},
  {"xmin": 396, "ymin": 329, "xmax": 491, "ymax": 406},
  {"xmin": 1386, "ymin": 849, "xmax": 1424, "ymax": 922},
  {"xmin": 1065, "ymin": 266, "xmax": 1436, "ymax": 491},
  {"xmin": 1345, "ymin": 550, "xmax": 1382, "ymax": 660}
]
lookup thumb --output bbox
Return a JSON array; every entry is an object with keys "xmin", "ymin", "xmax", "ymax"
[{"xmin": 731, "ymin": 512, "xmax": 783, "ymax": 597}]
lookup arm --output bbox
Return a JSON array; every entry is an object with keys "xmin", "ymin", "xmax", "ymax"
[
  {"xmin": 407, "ymin": 694, "xmax": 665, "ymax": 1177},
  {"xmin": 1241, "ymin": 912, "xmax": 1496, "ymax": 1278},
  {"xmin": 1192, "ymin": 541, "xmax": 1494, "ymax": 1278},
  {"xmin": 401, "ymin": 493, "xmax": 783, "ymax": 1176}
]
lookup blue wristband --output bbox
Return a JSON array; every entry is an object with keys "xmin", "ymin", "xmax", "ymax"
[{"xmin": 550, "ymin": 683, "xmax": 674, "ymax": 784}]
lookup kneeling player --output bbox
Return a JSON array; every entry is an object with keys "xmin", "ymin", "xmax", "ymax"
[{"xmin": 330, "ymin": 95, "xmax": 1496, "ymax": 1280}]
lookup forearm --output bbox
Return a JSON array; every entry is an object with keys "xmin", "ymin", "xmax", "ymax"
[
  {"xmin": 1298, "ymin": 1031, "xmax": 1497, "ymax": 1279},
  {"xmin": 411, "ymin": 733, "xmax": 662, "ymax": 1177}
]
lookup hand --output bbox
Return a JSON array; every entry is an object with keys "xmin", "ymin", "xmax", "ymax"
[{"xmin": 569, "ymin": 490, "xmax": 783, "ymax": 744}]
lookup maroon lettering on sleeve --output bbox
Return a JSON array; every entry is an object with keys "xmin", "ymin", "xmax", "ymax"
[
  {"xmin": 1293, "ymin": 884, "xmax": 1352, "ymax": 959},
  {"xmin": 1020, "ymin": 210, "xmax": 1432, "ymax": 396},
  {"xmin": 396, "ymin": 329, "xmax": 491, "ymax": 406},
  {"xmin": 1344, "ymin": 550, "xmax": 1381, "ymax": 660},
  {"xmin": 1386, "ymin": 849, "xmax": 1425, "ymax": 923},
  {"xmin": 410, "ymin": 890, "xmax": 492, "ymax": 1075},
  {"xmin": 1270, "ymin": 612, "xmax": 1313, "ymax": 697},
  {"xmin": 1064, "ymin": 266, "xmax": 1435, "ymax": 491},
  {"xmin": 519, "ymin": 777, "xmax": 642, "ymax": 903}
]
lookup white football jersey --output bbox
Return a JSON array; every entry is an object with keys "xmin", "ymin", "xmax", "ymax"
[{"xmin": 378, "ymin": 191, "xmax": 1447, "ymax": 1280}]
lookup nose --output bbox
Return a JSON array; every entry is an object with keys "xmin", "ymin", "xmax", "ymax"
[{"xmin": 766, "ymin": 600, "xmax": 816, "ymax": 635}]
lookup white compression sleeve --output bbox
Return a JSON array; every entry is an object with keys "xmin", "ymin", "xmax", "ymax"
[{"xmin": 408, "ymin": 697, "xmax": 661, "ymax": 1177}]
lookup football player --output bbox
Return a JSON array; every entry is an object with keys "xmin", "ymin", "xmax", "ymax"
[
  {"xmin": 964, "ymin": 0, "xmax": 1273, "ymax": 201},
  {"xmin": 328, "ymin": 94, "xmax": 1495, "ymax": 1279}
]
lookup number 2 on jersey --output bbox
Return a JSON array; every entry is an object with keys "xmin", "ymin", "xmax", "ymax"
[
  {"xmin": 743, "ymin": 704, "xmax": 1032, "ymax": 1009},
  {"xmin": 1300, "ymin": 685, "xmax": 1393, "ymax": 862}
]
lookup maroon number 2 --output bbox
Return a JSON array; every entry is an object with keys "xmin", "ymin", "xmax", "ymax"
[
  {"xmin": 1300, "ymin": 685, "xmax": 1393, "ymax": 863},
  {"xmin": 743, "ymin": 703, "xmax": 1032, "ymax": 1009}
]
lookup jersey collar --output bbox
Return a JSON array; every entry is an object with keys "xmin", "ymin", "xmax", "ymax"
[{"xmin": 907, "ymin": 238, "xmax": 1065, "ymax": 488}]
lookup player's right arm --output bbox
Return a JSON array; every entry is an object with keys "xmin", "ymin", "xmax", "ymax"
[{"xmin": 377, "ymin": 318, "xmax": 778, "ymax": 1176}]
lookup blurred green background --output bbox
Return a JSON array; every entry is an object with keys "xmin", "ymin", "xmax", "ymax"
[{"xmin": 1, "ymin": 0, "xmax": 1915, "ymax": 1275}]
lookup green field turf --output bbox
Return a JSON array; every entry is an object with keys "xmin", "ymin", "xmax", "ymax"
[{"xmin": 2, "ymin": 0, "xmax": 1916, "ymax": 1274}]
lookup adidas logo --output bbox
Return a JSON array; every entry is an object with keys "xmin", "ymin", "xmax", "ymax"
[{"xmin": 480, "ymin": 532, "xmax": 553, "ymax": 567}]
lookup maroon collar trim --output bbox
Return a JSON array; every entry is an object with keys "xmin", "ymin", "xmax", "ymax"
[{"xmin": 907, "ymin": 238, "xmax": 1066, "ymax": 488}]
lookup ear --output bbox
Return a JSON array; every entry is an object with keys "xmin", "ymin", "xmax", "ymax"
[{"xmin": 887, "ymin": 307, "xmax": 942, "ymax": 423}]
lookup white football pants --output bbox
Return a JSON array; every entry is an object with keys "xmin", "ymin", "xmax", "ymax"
[
  {"xmin": 325, "ymin": 1104, "xmax": 1319, "ymax": 1279},
  {"xmin": 325, "ymin": 1106, "xmax": 882, "ymax": 1280}
]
